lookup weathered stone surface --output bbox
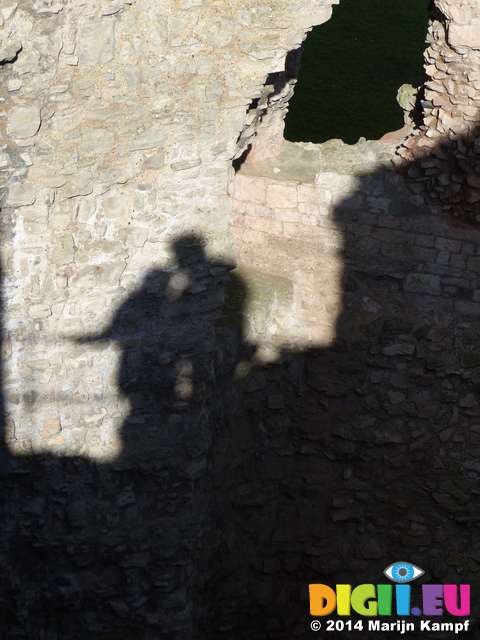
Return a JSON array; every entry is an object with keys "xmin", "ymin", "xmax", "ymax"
[
  {"xmin": 0, "ymin": 30, "xmax": 21, "ymax": 63},
  {"xmin": 79, "ymin": 20, "xmax": 116, "ymax": 67},
  {"xmin": 7, "ymin": 107, "xmax": 41, "ymax": 138},
  {"xmin": 3, "ymin": 1, "xmax": 480, "ymax": 639}
]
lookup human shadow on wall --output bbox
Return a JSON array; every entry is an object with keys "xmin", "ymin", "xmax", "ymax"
[
  {"xmin": 3, "ymin": 167, "xmax": 480, "ymax": 640},
  {"xmin": 0, "ymin": 233, "xmax": 256, "ymax": 639},
  {"xmin": 81, "ymin": 235, "xmax": 230, "ymax": 473},
  {"xmin": 210, "ymin": 150, "xmax": 480, "ymax": 639}
]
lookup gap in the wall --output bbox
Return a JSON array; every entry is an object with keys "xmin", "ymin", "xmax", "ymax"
[
  {"xmin": 284, "ymin": 0, "xmax": 430, "ymax": 145},
  {"xmin": 232, "ymin": 143, "xmax": 252, "ymax": 173}
]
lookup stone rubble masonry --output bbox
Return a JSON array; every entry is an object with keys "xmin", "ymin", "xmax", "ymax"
[
  {"xmin": 233, "ymin": 139, "xmax": 480, "ymax": 353},
  {"xmin": 3, "ymin": 0, "xmax": 480, "ymax": 638},
  {"xmin": 0, "ymin": 0, "xmax": 337, "ymax": 458},
  {"xmin": 396, "ymin": 0, "xmax": 480, "ymax": 223},
  {"xmin": 229, "ymin": 138, "xmax": 480, "ymax": 638},
  {"xmin": 1, "ymin": 3, "xmax": 342, "ymax": 637}
]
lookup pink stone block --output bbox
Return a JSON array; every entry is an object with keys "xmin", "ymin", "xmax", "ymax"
[
  {"xmin": 231, "ymin": 213, "xmax": 245, "ymax": 229},
  {"xmin": 283, "ymin": 222, "xmax": 301, "ymax": 237},
  {"xmin": 266, "ymin": 183, "xmax": 298, "ymax": 209},
  {"xmin": 245, "ymin": 203, "xmax": 272, "ymax": 218},
  {"xmin": 244, "ymin": 216, "xmax": 283, "ymax": 235},
  {"xmin": 301, "ymin": 214, "xmax": 317, "ymax": 226},
  {"xmin": 297, "ymin": 184, "xmax": 317, "ymax": 204},
  {"xmin": 242, "ymin": 229, "xmax": 268, "ymax": 245},
  {"xmin": 272, "ymin": 208, "xmax": 300, "ymax": 223},
  {"xmin": 233, "ymin": 174, "xmax": 266, "ymax": 204},
  {"xmin": 299, "ymin": 201, "xmax": 319, "ymax": 216}
]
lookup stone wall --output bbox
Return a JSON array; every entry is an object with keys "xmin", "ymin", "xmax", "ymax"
[
  {"xmin": 396, "ymin": 0, "xmax": 480, "ymax": 223},
  {"xmin": 230, "ymin": 138, "xmax": 480, "ymax": 638},
  {"xmin": 0, "ymin": 0, "xmax": 335, "ymax": 460},
  {"xmin": 0, "ymin": 1, "xmax": 339, "ymax": 638},
  {"xmin": 3, "ymin": 0, "xmax": 480, "ymax": 637}
]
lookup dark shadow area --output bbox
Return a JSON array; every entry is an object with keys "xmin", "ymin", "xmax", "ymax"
[
  {"xmin": 0, "ymin": 235, "xmax": 251, "ymax": 639},
  {"xmin": 284, "ymin": 0, "xmax": 430, "ymax": 144},
  {"xmin": 2, "ymin": 150, "xmax": 480, "ymax": 640},
  {"xmin": 397, "ymin": 118, "xmax": 480, "ymax": 226},
  {"xmin": 212, "ymin": 158, "xmax": 480, "ymax": 637}
]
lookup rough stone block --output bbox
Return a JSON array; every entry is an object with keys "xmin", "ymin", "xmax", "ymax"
[
  {"xmin": 50, "ymin": 233, "xmax": 76, "ymax": 265},
  {"xmin": 81, "ymin": 129, "xmax": 115, "ymax": 156},
  {"xmin": 436, "ymin": 250, "xmax": 450, "ymax": 265},
  {"xmin": 449, "ymin": 254, "xmax": 466, "ymax": 269},
  {"xmin": 244, "ymin": 203, "xmax": 271, "ymax": 218},
  {"xmin": 272, "ymin": 208, "xmax": 300, "ymax": 223},
  {"xmin": 435, "ymin": 237, "xmax": 462, "ymax": 252},
  {"xmin": 79, "ymin": 19, "xmax": 116, "ymax": 66},
  {"xmin": 298, "ymin": 201, "xmax": 319, "ymax": 216},
  {"xmin": 467, "ymin": 256, "xmax": 480, "ymax": 272},
  {"xmin": 241, "ymin": 229, "xmax": 268, "ymax": 245},
  {"xmin": 6, "ymin": 181, "xmax": 36, "ymax": 206},
  {"xmin": 455, "ymin": 300, "xmax": 480, "ymax": 316},
  {"xmin": 233, "ymin": 175, "xmax": 266, "ymax": 204},
  {"xmin": 404, "ymin": 273, "xmax": 441, "ymax": 296},
  {"xmin": 282, "ymin": 222, "xmax": 301, "ymax": 237},
  {"xmin": 7, "ymin": 106, "xmax": 41, "ymax": 138},
  {"xmin": 28, "ymin": 304, "xmax": 52, "ymax": 319},
  {"xmin": 244, "ymin": 216, "xmax": 282, "ymax": 235},
  {"xmin": 102, "ymin": 193, "xmax": 125, "ymax": 219},
  {"xmin": 448, "ymin": 21, "xmax": 480, "ymax": 50},
  {"xmin": 72, "ymin": 261, "xmax": 126, "ymax": 289},
  {"xmin": 297, "ymin": 184, "xmax": 317, "ymax": 203},
  {"xmin": 266, "ymin": 183, "xmax": 298, "ymax": 209}
]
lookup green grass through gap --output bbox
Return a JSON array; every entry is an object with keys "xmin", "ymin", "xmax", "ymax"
[{"xmin": 284, "ymin": 0, "xmax": 430, "ymax": 144}]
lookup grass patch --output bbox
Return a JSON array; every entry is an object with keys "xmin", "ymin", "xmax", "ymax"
[{"xmin": 284, "ymin": 0, "xmax": 430, "ymax": 144}]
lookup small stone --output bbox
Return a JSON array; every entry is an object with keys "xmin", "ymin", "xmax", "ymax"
[
  {"xmin": 388, "ymin": 391, "xmax": 405, "ymax": 404},
  {"xmin": 42, "ymin": 418, "xmax": 61, "ymax": 437},
  {"xmin": 170, "ymin": 157, "xmax": 202, "ymax": 171},
  {"xmin": 446, "ymin": 553, "xmax": 459, "ymax": 567},
  {"xmin": 343, "ymin": 467, "xmax": 353, "ymax": 480},
  {"xmin": 28, "ymin": 303, "xmax": 52, "ymax": 319},
  {"xmin": 50, "ymin": 234, "xmax": 76, "ymax": 265},
  {"xmin": 418, "ymin": 405, "xmax": 437, "ymax": 419},
  {"xmin": 439, "ymin": 427, "xmax": 453, "ymax": 442},
  {"xmin": 449, "ymin": 407, "xmax": 459, "ymax": 425},
  {"xmin": 7, "ymin": 78, "xmax": 21, "ymax": 91},
  {"xmin": 390, "ymin": 373, "xmax": 407, "ymax": 389},
  {"xmin": 0, "ymin": 32, "xmax": 21, "ymax": 63},
  {"xmin": 144, "ymin": 151, "xmax": 164, "ymax": 170},
  {"xmin": 389, "ymin": 454, "xmax": 406, "ymax": 468},
  {"xmin": 79, "ymin": 20, "xmax": 116, "ymax": 67},
  {"xmin": 460, "ymin": 393, "xmax": 477, "ymax": 408},
  {"xmin": 7, "ymin": 106, "xmax": 41, "ymax": 138},
  {"xmin": 383, "ymin": 343, "xmax": 415, "ymax": 356},
  {"xmin": 130, "ymin": 129, "xmax": 168, "ymax": 152},
  {"xmin": 405, "ymin": 273, "xmax": 441, "ymax": 296},
  {"xmin": 6, "ymin": 181, "xmax": 36, "ymax": 206},
  {"xmin": 330, "ymin": 507, "xmax": 364, "ymax": 522}
]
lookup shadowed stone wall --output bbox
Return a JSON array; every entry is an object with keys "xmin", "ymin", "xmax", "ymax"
[
  {"xmin": 3, "ymin": 0, "xmax": 480, "ymax": 638},
  {"xmin": 397, "ymin": 0, "xmax": 480, "ymax": 222},
  {"xmin": 231, "ymin": 138, "xmax": 480, "ymax": 639},
  {"xmin": 0, "ymin": 0, "xmax": 336, "ymax": 459},
  {"xmin": 0, "ymin": 1, "xmax": 339, "ymax": 638}
]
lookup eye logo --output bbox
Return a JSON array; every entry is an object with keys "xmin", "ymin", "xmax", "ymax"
[{"xmin": 384, "ymin": 561, "xmax": 424, "ymax": 583}]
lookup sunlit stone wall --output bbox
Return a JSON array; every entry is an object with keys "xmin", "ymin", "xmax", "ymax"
[
  {"xmin": 396, "ymin": 0, "xmax": 480, "ymax": 222},
  {"xmin": 0, "ymin": 0, "xmax": 336, "ymax": 459}
]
